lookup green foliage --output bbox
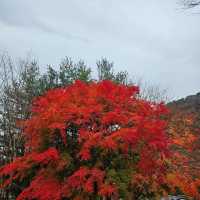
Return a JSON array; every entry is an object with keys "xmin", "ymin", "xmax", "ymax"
[
  {"xmin": 97, "ymin": 58, "xmax": 128, "ymax": 84},
  {"xmin": 59, "ymin": 57, "xmax": 92, "ymax": 85}
]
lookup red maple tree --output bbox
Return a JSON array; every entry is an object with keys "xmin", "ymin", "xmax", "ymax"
[{"xmin": 0, "ymin": 80, "xmax": 199, "ymax": 199}]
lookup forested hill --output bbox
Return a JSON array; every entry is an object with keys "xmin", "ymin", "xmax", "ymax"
[
  {"xmin": 168, "ymin": 92, "xmax": 200, "ymax": 173},
  {"xmin": 167, "ymin": 92, "xmax": 200, "ymax": 130},
  {"xmin": 168, "ymin": 92, "xmax": 200, "ymax": 114}
]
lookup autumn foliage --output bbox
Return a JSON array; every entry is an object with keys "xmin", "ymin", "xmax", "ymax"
[
  {"xmin": 0, "ymin": 80, "xmax": 199, "ymax": 199},
  {"xmin": 166, "ymin": 111, "xmax": 200, "ymax": 198}
]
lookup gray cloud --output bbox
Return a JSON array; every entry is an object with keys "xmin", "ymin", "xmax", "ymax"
[
  {"xmin": 0, "ymin": 0, "xmax": 89, "ymax": 42},
  {"xmin": 0, "ymin": 0, "xmax": 200, "ymax": 99}
]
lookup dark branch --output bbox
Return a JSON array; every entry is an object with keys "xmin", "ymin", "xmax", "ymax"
[{"xmin": 182, "ymin": 0, "xmax": 200, "ymax": 8}]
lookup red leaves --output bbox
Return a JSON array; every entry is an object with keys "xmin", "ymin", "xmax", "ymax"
[
  {"xmin": 16, "ymin": 173, "xmax": 62, "ymax": 200},
  {"xmin": 99, "ymin": 184, "xmax": 117, "ymax": 197},
  {"xmin": 1, "ymin": 80, "xmax": 197, "ymax": 199},
  {"xmin": 0, "ymin": 147, "xmax": 59, "ymax": 189},
  {"xmin": 33, "ymin": 147, "xmax": 59, "ymax": 165},
  {"xmin": 62, "ymin": 167, "xmax": 105, "ymax": 197}
]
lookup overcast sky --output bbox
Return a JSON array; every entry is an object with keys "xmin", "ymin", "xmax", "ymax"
[{"xmin": 0, "ymin": 0, "xmax": 200, "ymax": 100}]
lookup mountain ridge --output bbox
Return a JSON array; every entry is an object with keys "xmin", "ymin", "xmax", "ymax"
[{"xmin": 168, "ymin": 92, "xmax": 200, "ymax": 113}]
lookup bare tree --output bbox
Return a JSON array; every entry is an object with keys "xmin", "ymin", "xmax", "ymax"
[
  {"xmin": 181, "ymin": 0, "xmax": 200, "ymax": 8},
  {"xmin": 0, "ymin": 53, "xmax": 42, "ymax": 199},
  {"xmin": 132, "ymin": 77, "xmax": 170, "ymax": 103}
]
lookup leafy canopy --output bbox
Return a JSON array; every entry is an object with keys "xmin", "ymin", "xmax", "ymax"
[{"xmin": 0, "ymin": 80, "xmax": 198, "ymax": 199}]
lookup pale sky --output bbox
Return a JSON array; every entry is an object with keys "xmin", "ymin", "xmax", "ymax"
[{"xmin": 0, "ymin": 0, "xmax": 200, "ymax": 100}]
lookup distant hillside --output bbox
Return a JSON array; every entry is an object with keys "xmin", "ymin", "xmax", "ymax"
[
  {"xmin": 167, "ymin": 92, "xmax": 200, "ymax": 132},
  {"xmin": 168, "ymin": 92, "xmax": 200, "ymax": 172},
  {"xmin": 168, "ymin": 92, "xmax": 200, "ymax": 114}
]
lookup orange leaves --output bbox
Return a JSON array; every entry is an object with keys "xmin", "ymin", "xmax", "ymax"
[
  {"xmin": 172, "ymin": 133, "xmax": 196, "ymax": 149},
  {"xmin": 99, "ymin": 184, "xmax": 118, "ymax": 197},
  {"xmin": 166, "ymin": 172, "xmax": 200, "ymax": 198},
  {"xmin": 165, "ymin": 110, "xmax": 200, "ymax": 198}
]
